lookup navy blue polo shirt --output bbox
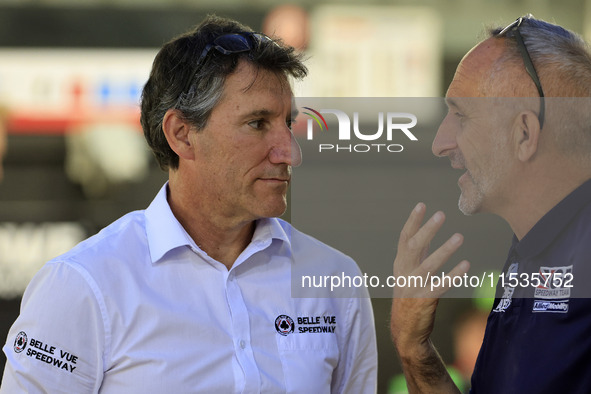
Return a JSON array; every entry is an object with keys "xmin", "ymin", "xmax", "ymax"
[{"xmin": 471, "ymin": 178, "xmax": 591, "ymax": 394}]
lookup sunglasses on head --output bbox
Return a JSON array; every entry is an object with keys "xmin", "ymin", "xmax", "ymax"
[
  {"xmin": 497, "ymin": 16, "xmax": 545, "ymax": 128},
  {"xmin": 178, "ymin": 32, "xmax": 273, "ymax": 102}
]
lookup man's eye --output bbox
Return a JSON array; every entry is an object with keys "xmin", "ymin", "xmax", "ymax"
[{"xmin": 248, "ymin": 119, "xmax": 265, "ymax": 129}]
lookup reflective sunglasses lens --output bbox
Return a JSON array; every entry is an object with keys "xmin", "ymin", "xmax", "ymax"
[{"xmin": 213, "ymin": 34, "xmax": 252, "ymax": 52}]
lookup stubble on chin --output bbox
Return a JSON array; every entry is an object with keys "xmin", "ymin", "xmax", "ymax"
[
  {"xmin": 458, "ymin": 185, "xmax": 484, "ymax": 216},
  {"xmin": 448, "ymin": 151, "xmax": 477, "ymax": 215}
]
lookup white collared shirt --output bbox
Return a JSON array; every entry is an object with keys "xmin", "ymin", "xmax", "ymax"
[{"xmin": 1, "ymin": 184, "xmax": 377, "ymax": 393}]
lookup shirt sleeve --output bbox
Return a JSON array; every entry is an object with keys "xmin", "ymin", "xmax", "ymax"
[
  {"xmin": 1, "ymin": 261, "xmax": 106, "ymax": 393},
  {"xmin": 332, "ymin": 291, "xmax": 378, "ymax": 394}
]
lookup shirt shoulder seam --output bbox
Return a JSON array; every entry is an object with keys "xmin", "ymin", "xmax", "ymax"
[{"xmin": 51, "ymin": 260, "xmax": 112, "ymax": 386}]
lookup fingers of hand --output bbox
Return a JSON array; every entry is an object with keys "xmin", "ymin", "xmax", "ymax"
[
  {"xmin": 395, "ymin": 230, "xmax": 467, "ymax": 298},
  {"xmin": 419, "ymin": 233, "xmax": 463, "ymax": 274},
  {"xmin": 395, "ymin": 205, "xmax": 448, "ymax": 279},
  {"xmin": 430, "ymin": 260, "xmax": 471, "ymax": 298},
  {"xmin": 398, "ymin": 202, "xmax": 426, "ymax": 247},
  {"xmin": 404, "ymin": 210, "xmax": 446, "ymax": 258}
]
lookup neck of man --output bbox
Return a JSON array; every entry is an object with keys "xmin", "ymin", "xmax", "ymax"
[
  {"xmin": 167, "ymin": 175, "xmax": 256, "ymax": 270},
  {"xmin": 497, "ymin": 157, "xmax": 591, "ymax": 240}
]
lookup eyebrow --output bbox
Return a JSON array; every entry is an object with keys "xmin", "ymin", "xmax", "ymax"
[
  {"xmin": 241, "ymin": 108, "xmax": 298, "ymax": 122},
  {"xmin": 245, "ymin": 109, "xmax": 273, "ymax": 118},
  {"xmin": 445, "ymin": 97, "xmax": 470, "ymax": 113},
  {"xmin": 445, "ymin": 97, "xmax": 458, "ymax": 108}
]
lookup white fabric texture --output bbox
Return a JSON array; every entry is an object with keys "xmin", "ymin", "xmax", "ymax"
[{"xmin": 1, "ymin": 184, "xmax": 377, "ymax": 393}]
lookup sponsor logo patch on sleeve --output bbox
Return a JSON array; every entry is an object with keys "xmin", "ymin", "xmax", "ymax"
[{"xmin": 14, "ymin": 333, "xmax": 79, "ymax": 374}]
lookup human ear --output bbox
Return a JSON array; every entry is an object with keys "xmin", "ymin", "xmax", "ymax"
[
  {"xmin": 513, "ymin": 110, "xmax": 540, "ymax": 162},
  {"xmin": 162, "ymin": 109, "xmax": 195, "ymax": 161}
]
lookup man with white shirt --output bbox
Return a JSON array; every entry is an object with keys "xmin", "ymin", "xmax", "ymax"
[{"xmin": 1, "ymin": 15, "xmax": 377, "ymax": 393}]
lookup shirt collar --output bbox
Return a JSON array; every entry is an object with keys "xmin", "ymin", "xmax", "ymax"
[
  {"xmin": 145, "ymin": 183, "xmax": 195, "ymax": 264},
  {"xmin": 145, "ymin": 182, "xmax": 292, "ymax": 264},
  {"xmin": 252, "ymin": 216, "xmax": 292, "ymax": 249},
  {"xmin": 513, "ymin": 178, "xmax": 591, "ymax": 258}
]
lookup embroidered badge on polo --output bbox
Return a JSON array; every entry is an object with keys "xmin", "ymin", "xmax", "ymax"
[
  {"xmin": 493, "ymin": 262, "xmax": 519, "ymax": 313},
  {"xmin": 275, "ymin": 315, "xmax": 295, "ymax": 336},
  {"xmin": 532, "ymin": 265, "xmax": 573, "ymax": 313},
  {"xmin": 18, "ymin": 336, "xmax": 79, "ymax": 373},
  {"xmin": 14, "ymin": 331, "xmax": 27, "ymax": 353}
]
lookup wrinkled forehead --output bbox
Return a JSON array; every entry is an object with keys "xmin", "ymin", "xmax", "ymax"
[{"xmin": 216, "ymin": 60, "xmax": 296, "ymax": 120}]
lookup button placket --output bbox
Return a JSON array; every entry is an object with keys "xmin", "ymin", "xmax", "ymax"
[{"xmin": 225, "ymin": 271, "xmax": 261, "ymax": 393}]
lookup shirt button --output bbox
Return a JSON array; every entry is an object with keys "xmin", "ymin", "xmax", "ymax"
[{"xmin": 239, "ymin": 340, "xmax": 246, "ymax": 349}]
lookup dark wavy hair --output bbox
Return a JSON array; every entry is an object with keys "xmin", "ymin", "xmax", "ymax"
[{"xmin": 140, "ymin": 15, "xmax": 307, "ymax": 170}]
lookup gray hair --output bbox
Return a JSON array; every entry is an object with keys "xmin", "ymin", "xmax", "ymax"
[
  {"xmin": 487, "ymin": 15, "xmax": 591, "ymax": 161},
  {"xmin": 140, "ymin": 15, "xmax": 307, "ymax": 171}
]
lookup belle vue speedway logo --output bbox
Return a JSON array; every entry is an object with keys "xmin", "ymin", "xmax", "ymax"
[
  {"xmin": 301, "ymin": 106, "xmax": 418, "ymax": 153},
  {"xmin": 275, "ymin": 314, "xmax": 337, "ymax": 335}
]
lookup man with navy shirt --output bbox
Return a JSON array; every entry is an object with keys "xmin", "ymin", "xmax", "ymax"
[
  {"xmin": 1, "ymin": 16, "xmax": 377, "ymax": 392},
  {"xmin": 391, "ymin": 15, "xmax": 591, "ymax": 393}
]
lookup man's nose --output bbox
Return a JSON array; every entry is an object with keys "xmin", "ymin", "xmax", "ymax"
[
  {"xmin": 269, "ymin": 125, "xmax": 302, "ymax": 167},
  {"xmin": 432, "ymin": 114, "xmax": 457, "ymax": 157}
]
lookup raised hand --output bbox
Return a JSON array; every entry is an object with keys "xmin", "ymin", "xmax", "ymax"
[{"xmin": 390, "ymin": 202, "xmax": 470, "ymax": 394}]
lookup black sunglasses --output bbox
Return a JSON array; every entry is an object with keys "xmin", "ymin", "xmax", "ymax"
[
  {"xmin": 177, "ymin": 32, "xmax": 273, "ymax": 104},
  {"xmin": 497, "ymin": 16, "xmax": 545, "ymax": 128}
]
